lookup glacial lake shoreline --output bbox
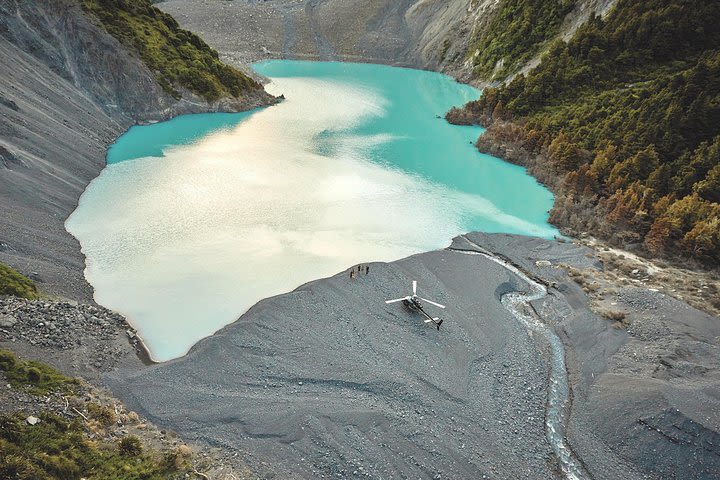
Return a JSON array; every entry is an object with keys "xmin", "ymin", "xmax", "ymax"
[{"xmin": 67, "ymin": 60, "xmax": 558, "ymax": 362}]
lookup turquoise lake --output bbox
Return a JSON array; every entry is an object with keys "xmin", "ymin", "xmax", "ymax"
[{"xmin": 66, "ymin": 61, "xmax": 559, "ymax": 362}]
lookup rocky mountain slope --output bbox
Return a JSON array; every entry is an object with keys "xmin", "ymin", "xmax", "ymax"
[
  {"xmin": 0, "ymin": 0, "xmax": 273, "ymax": 301},
  {"xmin": 156, "ymin": 0, "xmax": 615, "ymax": 82},
  {"xmin": 156, "ymin": 0, "xmax": 470, "ymax": 69}
]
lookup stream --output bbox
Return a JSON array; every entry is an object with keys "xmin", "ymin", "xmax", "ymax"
[{"xmin": 452, "ymin": 235, "xmax": 589, "ymax": 480}]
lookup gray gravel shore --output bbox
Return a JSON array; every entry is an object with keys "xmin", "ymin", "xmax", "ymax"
[
  {"xmin": 112, "ymin": 232, "xmax": 557, "ymax": 479},
  {"xmin": 109, "ymin": 232, "xmax": 720, "ymax": 480}
]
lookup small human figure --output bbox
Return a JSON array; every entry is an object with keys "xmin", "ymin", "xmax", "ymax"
[
  {"xmin": 365, "ymin": 265, "xmax": 369, "ymax": 275},
  {"xmin": 350, "ymin": 269, "xmax": 355, "ymax": 279}
]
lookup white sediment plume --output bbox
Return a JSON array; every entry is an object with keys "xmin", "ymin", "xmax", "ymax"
[{"xmin": 67, "ymin": 73, "xmax": 557, "ymax": 362}]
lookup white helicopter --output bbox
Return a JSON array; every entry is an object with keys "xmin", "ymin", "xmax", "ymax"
[{"xmin": 385, "ymin": 281, "xmax": 445, "ymax": 330}]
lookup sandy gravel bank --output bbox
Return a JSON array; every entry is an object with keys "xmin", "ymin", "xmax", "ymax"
[{"xmin": 110, "ymin": 232, "xmax": 720, "ymax": 480}]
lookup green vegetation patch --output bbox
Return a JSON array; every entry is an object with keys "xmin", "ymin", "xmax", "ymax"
[
  {"xmin": 0, "ymin": 349, "xmax": 79, "ymax": 396},
  {"xmin": 467, "ymin": 0, "xmax": 720, "ymax": 264},
  {"xmin": 0, "ymin": 263, "xmax": 38, "ymax": 299},
  {"xmin": 468, "ymin": 0, "xmax": 575, "ymax": 80},
  {"xmin": 81, "ymin": 0, "xmax": 260, "ymax": 101},
  {"xmin": 0, "ymin": 412, "xmax": 188, "ymax": 480}
]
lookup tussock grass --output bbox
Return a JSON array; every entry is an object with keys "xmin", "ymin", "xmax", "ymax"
[
  {"xmin": 0, "ymin": 413, "xmax": 188, "ymax": 480},
  {"xmin": 0, "ymin": 349, "xmax": 79, "ymax": 396},
  {"xmin": 0, "ymin": 263, "xmax": 38, "ymax": 300},
  {"xmin": 0, "ymin": 349, "xmax": 194, "ymax": 479}
]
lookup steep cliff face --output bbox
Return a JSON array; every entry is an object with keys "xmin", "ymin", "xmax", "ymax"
[{"xmin": 0, "ymin": 0, "xmax": 272, "ymax": 301}]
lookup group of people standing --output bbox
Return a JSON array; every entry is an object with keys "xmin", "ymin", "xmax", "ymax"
[{"xmin": 349, "ymin": 264, "xmax": 370, "ymax": 279}]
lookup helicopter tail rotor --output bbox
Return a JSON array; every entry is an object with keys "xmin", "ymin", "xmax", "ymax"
[{"xmin": 423, "ymin": 317, "xmax": 443, "ymax": 330}]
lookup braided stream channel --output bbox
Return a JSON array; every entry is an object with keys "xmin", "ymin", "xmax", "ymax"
[{"xmin": 451, "ymin": 236, "xmax": 589, "ymax": 480}]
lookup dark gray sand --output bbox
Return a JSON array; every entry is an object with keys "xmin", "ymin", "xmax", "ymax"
[{"xmin": 110, "ymin": 233, "xmax": 720, "ymax": 480}]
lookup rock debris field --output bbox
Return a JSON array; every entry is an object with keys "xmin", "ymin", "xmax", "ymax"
[{"xmin": 0, "ymin": 297, "xmax": 144, "ymax": 381}]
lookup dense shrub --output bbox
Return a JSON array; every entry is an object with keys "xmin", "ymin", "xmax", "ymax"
[
  {"xmin": 468, "ymin": 0, "xmax": 575, "ymax": 79},
  {"xmin": 0, "ymin": 349, "xmax": 16, "ymax": 370},
  {"xmin": 118, "ymin": 435, "xmax": 143, "ymax": 457},
  {"xmin": 87, "ymin": 403, "xmax": 117, "ymax": 426},
  {"xmin": 462, "ymin": 0, "xmax": 720, "ymax": 265}
]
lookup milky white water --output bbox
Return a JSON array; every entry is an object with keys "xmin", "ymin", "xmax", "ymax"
[{"xmin": 66, "ymin": 61, "xmax": 558, "ymax": 361}]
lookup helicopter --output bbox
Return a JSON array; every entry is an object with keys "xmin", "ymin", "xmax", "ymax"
[{"xmin": 385, "ymin": 281, "xmax": 445, "ymax": 330}]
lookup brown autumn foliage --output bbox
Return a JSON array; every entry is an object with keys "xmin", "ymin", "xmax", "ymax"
[{"xmin": 449, "ymin": 0, "xmax": 720, "ymax": 266}]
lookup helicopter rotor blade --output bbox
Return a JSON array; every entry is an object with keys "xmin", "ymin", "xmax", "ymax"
[
  {"xmin": 420, "ymin": 297, "xmax": 445, "ymax": 309},
  {"xmin": 413, "ymin": 280, "xmax": 417, "ymax": 296},
  {"xmin": 385, "ymin": 297, "xmax": 407, "ymax": 304},
  {"xmin": 424, "ymin": 319, "xmax": 433, "ymax": 323}
]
